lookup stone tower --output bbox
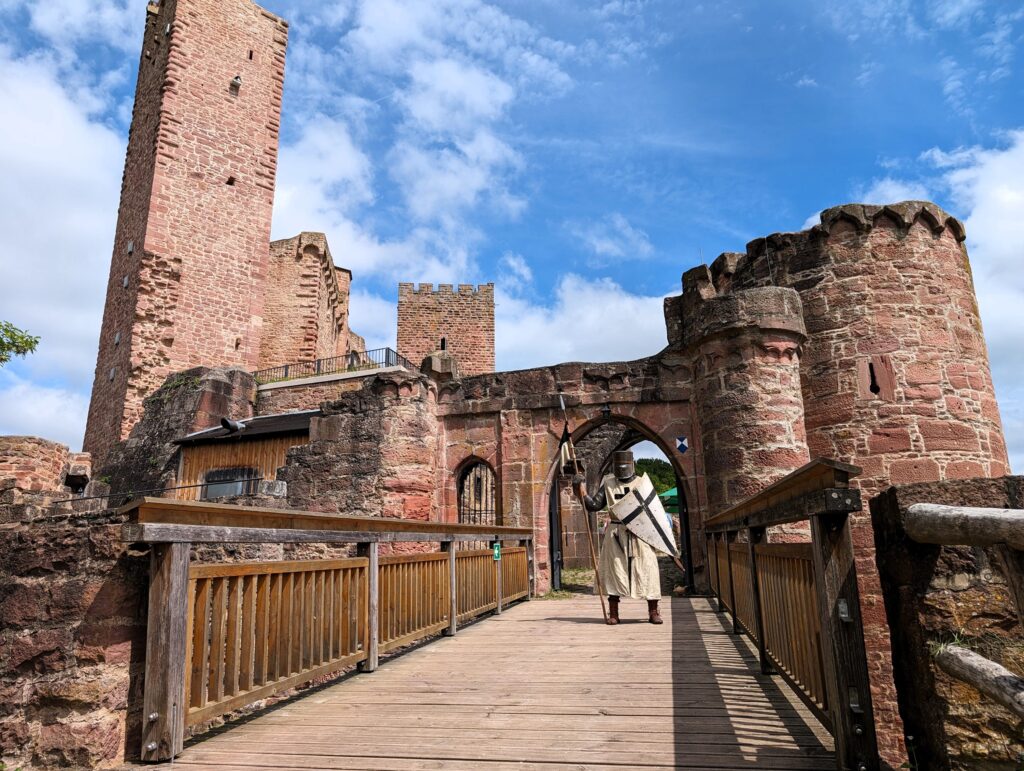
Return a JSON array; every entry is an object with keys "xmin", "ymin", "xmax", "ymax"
[
  {"xmin": 83, "ymin": 0, "xmax": 288, "ymax": 463},
  {"xmin": 396, "ymin": 283, "xmax": 495, "ymax": 376}
]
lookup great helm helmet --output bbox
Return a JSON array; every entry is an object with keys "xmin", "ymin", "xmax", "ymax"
[{"xmin": 612, "ymin": 450, "xmax": 635, "ymax": 481}]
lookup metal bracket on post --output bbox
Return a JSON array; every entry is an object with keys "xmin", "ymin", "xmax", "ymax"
[{"xmin": 357, "ymin": 541, "xmax": 379, "ymax": 673}]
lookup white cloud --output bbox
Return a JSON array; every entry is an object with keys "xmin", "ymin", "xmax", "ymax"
[
  {"xmin": 795, "ymin": 76, "xmax": 818, "ymax": 88},
  {"xmin": 0, "ymin": 373, "xmax": 90, "ymax": 450},
  {"xmin": 0, "ymin": 49, "xmax": 123, "ymax": 390},
  {"xmin": 400, "ymin": 58, "xmax": 515, "ymax": 136},
  {"xmin": 23, "ymin": 0, "xmax": 138, "ymax": 54},
  {"xmin": 347, "ymin": 289, "xmax": 397, "ymax": 352},
  {"xmin": 567, "ymin": 212, "xmax": 654, "ymax": 263},
  {"xmin": 854, "ymin": 176, "xmax": 932, "ymax": 203},
  {"xmin": 495, "ymin": 275, "xmax": 667, "ymax": 371},
  {"xmin": 921, "ymin": 130, "xmax": 1024, "ymax": 470},
  {"xmin": 500, "ymin": 252, "xmax": 533, "ymax": 283}
]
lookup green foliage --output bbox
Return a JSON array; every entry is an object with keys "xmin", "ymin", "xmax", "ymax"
[
  {"xmin": 0, "ymin": 320, "xmax": 39, "ymax": 367},
  {"xmin": 635, "ymin": 458, "xmax": 674, "ymax": 493}
]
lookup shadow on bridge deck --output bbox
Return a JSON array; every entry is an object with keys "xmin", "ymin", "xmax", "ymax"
[{"xmin": 165, "ymin": 597, "xmax": 835, "ymax": 770}]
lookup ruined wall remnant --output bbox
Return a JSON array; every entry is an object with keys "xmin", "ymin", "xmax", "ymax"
[
  {"xmin": 83, "ymin": 0, "xmax": 289, "ymax": 464},
  {"xmin": 260, "ymin": 233, "xmax": 358, "ymax": 369},
  {"xmin": 872, "ymin": 477, "xmax": 1024, "ymax": 770},
  {"xmin": 397, "ymin": 283, "xmax": 495, "ymax": 377}
]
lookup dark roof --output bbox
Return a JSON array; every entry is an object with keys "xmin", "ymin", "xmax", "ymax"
[{"xmin": 175, "ymin": 410, "xmax": 319, "ymax": 446}]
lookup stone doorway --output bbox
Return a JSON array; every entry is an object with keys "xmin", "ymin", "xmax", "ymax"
[{"xmin": 546, "ymin": 415, "xmax": 695, "ymax": 595}]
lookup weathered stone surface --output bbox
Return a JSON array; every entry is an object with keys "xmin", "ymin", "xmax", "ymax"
[{"xmin": 397, "ymin": 283, "xmax": 494, "ymax": 377}]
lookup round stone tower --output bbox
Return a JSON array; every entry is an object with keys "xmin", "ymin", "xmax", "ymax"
[{"xmin": 681, "ymin": 270, "xmax": 810, "ymax": 514}]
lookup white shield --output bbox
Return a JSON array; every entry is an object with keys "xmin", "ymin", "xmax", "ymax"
[{"xmin": 610, "ymin": 473, "xmax": 678, "ymax": 556}]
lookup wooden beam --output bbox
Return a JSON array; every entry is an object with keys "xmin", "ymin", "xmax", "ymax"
[
  {"xmin": 357, "ymin": 543, "xmax": 379, "ymax": 673},
  {"xmin": 122, "ymin": 523, "xmax": 532, "ymax": 545},
  {"xmin": 121, "ymin": 497, "xmax": 532, "ymax": 539},
  {"xmin": 905, "ymin": 503, "xmax": 1024, "ymax": 550},
  {"xmin": 522, "ymin": 538, "xmax": 535, "ymax": 599},
  {"xmin": 934, "ymin": 645, "xmax": 1024, "ymax": 721},
  {"xmin": 705, "ymin": 458, "xmax": 862, "ymax": 531},
  {"xmin": 494, "ymin": 541, "xmax": 503, "ymax": 615},
  {"xmin": 705, "ymin": 488, "xmax": 861, "ymax": 533},
  {"xmin": 140, "ymin": 542, "xmax": 190, "ymax": 761},
  {"xmin": 809, "ymin": 511, "xmax": 879, "ymax": 770}
]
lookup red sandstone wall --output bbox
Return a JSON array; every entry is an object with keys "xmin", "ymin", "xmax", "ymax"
[
  {"xmin": 0, "ymin": 437, "xmax": 71, "ymax": 493},
  {"xmin": 397, "ymin": 283, "xmax": 495, "ymax": 376},
  {"xmin": 259, "ymin": 233, "xmax": 352, "ymax": 370},
  {"xmin": 84, "ymin": 0, "xmax": 288, "ymax": 463}
]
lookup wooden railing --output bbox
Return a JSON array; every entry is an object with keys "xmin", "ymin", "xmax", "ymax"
[
  {"xmin": 704, "ymin": 458, "xmax": 878, "ymax": 771},
  {"xmin": 122, "ymin": 498, "xmax": 534, "ymax": 762},
  {"xmin": 903, "ymin": 503, "xmax": 1024, "ymax": 723}
]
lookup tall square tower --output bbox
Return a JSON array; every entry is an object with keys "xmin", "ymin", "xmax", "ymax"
[{"xmin": 83, "ymin": 0, "xmax": 288, "ymax": 462}]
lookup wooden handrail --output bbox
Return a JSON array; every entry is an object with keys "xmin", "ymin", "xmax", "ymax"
[
  {"xmin": 121, "ymin": 497, "xmax": 533, "ymax": 538},
  {"xmin": 133, "ymin": 498, "xmax": 537, "ymax": 763},
  {"xmin": 703, "ymin": 456, "xmax": 878, "ymax": 771},
  {"xmin": 705, "ymin": 457, "xmax": 862, "ymax": 532}
]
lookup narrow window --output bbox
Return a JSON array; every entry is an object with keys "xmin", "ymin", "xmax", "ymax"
[
  {"xmin": 868, "ymin": 362, "xmax": 881, "ymax": 395},
  {"xmin": 226, "ymin": 176, "xmax": 236, "ymax": 186},
  {"xmin": 440, "ymin": 336, "xmax": 447, "ymax": 351},
  {"xmin": 248, "ymin": 49, "xmax": 254, "ymax": 60}
]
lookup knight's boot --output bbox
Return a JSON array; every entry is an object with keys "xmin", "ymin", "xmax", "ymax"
[
  {"xmin": 647, "ymin": 599, "xmax": 664, "ymax": 625},
  {"xmin": 607, "ymin": 596, "xmax": 620, "ymax": 625}
]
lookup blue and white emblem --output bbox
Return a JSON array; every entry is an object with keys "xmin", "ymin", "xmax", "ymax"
[{"xmin": 676, "ymin": 436, "xmax": 689, "ymax": 454}]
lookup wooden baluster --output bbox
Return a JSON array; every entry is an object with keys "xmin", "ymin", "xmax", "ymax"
[
  {"xmin": 240, "ymin": 575, "xmax": 255, "ymax": 692},
  {"xmin": 140, "ymin": 542, "xmax": 190, "ymax": 761},
  {"xmin": 810, "ymin": 510, "xmax": 879, "ymax": 769},
  {"xmin": 711, "ymin": 534, "xmax": 724, "ymax": 613},
  {"xmin": 747, "ymin": 528, "xmax": 771, "ymax": 675},
  {"xmin": 225, "ymin": 576, "xmax": 240, "ymax": 698},
  {"xmin": 358, "ymin": 543, "xmax": 379, "ymax": 672},
  {"xmin": 190, "ymin": 577, "xmax": 210, "ymax": 710},
  {"xmin": 209, "ymin": 577, "xmax": 226, "ymax": 704},
  {"xmin": 725, "ymin": 532, "xmax": 739, "ymax": 634},
  {"xmin": 443, "ymin": 542, "xmax": 457, "ymax": 635},
  {"xmin": 268, "ymin": 573, "xmax": 281, "ymax": 680},
  {"xmin": 523, "ymin": 538, "xmax": 535, "ymax": 599},
  {"xmin": 254, "ymin": 574, "xmax": 268, "ymax": 686}
]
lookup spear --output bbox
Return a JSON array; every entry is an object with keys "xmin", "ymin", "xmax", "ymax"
[{"xmin": 558, "ymin": 395, "xmax": 608, "ymax": 624}]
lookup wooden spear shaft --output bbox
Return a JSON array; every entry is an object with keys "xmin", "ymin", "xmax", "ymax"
[{"xmin": 569, "ymin": 441, "xmax": 608, "ymax": 624}]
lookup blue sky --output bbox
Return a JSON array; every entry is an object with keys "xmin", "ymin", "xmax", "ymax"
[{"xmin": 0, "ymin": 0, "xmax": 1022, "ymax": 469}]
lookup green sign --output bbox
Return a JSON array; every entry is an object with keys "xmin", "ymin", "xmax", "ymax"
[{"xmin": 492, "ymin": 542, "xmax": 501, "ymax": 561}]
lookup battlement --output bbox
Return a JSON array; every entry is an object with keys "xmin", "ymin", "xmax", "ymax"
[{"xmin": 399, "ymin": 282, "xmax": 494, "ymax": 298}]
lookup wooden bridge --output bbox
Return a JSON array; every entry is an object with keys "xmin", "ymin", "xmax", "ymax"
[{"xmin": 124, "ymin": 459, "xmax": 879, "ymax": 770}]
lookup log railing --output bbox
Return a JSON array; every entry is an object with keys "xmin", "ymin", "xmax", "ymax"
[
  {"xmin": 704, "ymin": 458, "xmax": 877, "ymax": 771},
  {"xmin": 122, "ymin": 498, "xmax": 534, "ymax": 762},
  {"xmin": 904, "ymin": 502, "xmax": 1024, "ymax": 722}
]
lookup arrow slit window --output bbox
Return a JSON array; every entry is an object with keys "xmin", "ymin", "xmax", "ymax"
[{"xmin": 457, "ymin": 460, "xmax": 499, "ymax": 526}]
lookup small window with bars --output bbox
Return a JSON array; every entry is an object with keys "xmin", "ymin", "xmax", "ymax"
[
  {"xmin": 457, "ymin": 461, "xmax": 499, "ymax": 526},
  {"xmin": 201, "ymin": 467, "xmax": 260, "ymax": 500}
]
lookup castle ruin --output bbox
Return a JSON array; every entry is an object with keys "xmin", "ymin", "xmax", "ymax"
[{"xmin": 1, "ymin": 0, "xmax": 1020, "ymax": 768}]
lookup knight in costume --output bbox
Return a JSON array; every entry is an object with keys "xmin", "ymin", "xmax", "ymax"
[{"xmin": 574, "ymin": 450, "xmax": 664, "ymax": 625}]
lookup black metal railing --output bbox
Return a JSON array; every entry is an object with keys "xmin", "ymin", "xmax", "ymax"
[{"xmin": 253, "ymin": 347, "xmax": 414, "ymax": 385}]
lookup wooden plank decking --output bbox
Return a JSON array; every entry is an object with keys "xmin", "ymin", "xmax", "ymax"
[{"xmin": 167, "ymin": 597, "xmax": 835, "ymax": 770}]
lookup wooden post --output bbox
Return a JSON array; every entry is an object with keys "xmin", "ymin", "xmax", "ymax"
[
  {"xmin": 747, "ymin": 527, "xmax": 772, "ymax": 675},
  {"xmin": 494, "ymin": 540, "xmax": 503, "ymax": 615},
  {"xmin": 809, "ymin": 511, "xmax": 879, "ymax": 770},
  {"xmin": 140, "ymin": 542, "xmax": 190, "ymax": 761},
  {"xmin": 442, "ymin": 541, "xmax": 457, "ymax": 636},
  {"xmin": 725, "ymin": 531, "xmax": 740, "ymax": 634},
  {"xmin": 357, "ymin": 542, "xmax": 379, "ymax": 672},
  {"xmin": 712, "ymin": 534, "xmax": 725, "ymax": 614},
  {"xmin": 521, "ymin": 538, "xmax": 535, "ymax": 600}
]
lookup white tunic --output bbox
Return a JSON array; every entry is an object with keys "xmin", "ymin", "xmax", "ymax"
[{"xmin": 595, "ymin": 474, "xmax": 662, "ymax": 600}]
